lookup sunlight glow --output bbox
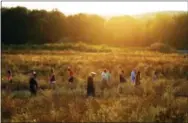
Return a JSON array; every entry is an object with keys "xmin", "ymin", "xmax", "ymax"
[{"xmin": 2, "ymin": 2, "xmax": 188, "ymax": 16}]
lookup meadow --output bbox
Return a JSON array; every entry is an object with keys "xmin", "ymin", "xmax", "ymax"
[{"xmin": 1, "ymin": 43, "xmax": 188, "ymax": 122}]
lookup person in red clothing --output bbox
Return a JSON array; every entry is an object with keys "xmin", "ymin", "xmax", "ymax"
[
  {"xmin": 49, "ymin": 69, "xmax": 56, "ymax": 89},
  {"xmin": 6, "ymin": 70, "xmax": 13, "ymax": 91},
  {"xmin": 7, "ymin": 70, "xmax": 13, "ymax": 83},
  {"xmin": 67, "ymin": 66, "xmax": 74, "ymax": 89}
]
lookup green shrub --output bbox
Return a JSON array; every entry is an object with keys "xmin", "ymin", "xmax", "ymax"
[{"xmin": 148, "ymin": 42, "xmax": 176, "ymax": 53}]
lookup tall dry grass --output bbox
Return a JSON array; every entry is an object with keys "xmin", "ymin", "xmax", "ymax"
[{"xmin": 1, "ymin": 44, "xmax": 188, "ymax": 122}]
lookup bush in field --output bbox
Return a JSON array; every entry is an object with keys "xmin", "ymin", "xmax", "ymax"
[
  {"xmin": 2, "ymin": 42, "xmax": 113, "ymax": 52},
  {"xmin": 148, "ymin": 42, "xmax": 176, "ymax": 53}
]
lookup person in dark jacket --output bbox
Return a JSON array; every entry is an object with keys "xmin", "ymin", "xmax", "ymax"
[
  {"xmin": 120, "ymin": 70, "xmax": 126, "ymax": 83},
  {"xmin": 29, "ymin": 71, "xmax": 38, "ymax": 96},
  {"xmin": 87, "ymin": 72, "xmax": 96, "ymax": 97},
  {"xmin": 135, "ymin": 71, "xmax": 141, "ymax": 86}
]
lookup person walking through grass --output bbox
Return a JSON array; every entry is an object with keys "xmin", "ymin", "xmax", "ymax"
[
  {"xmin": 131, "ymin": 69, "xmax": 136, "ymax": 83},
  {"xmin": 100, "ymin": 69, "xmax": 109, "ymax": 96},
  {"xmin": 135, "ymin": 71, "xmax": 141, "ymax": 87},
  {"xmin": 67, "ymin": 66, "xmax": 74, "ymax": 89},
  {"xmin": 120, "ymin": 70, "xmax": 126, "ymax": 83},
  {"xmin": 119, "ymin": 70, "xmax": 126, "ymax": 93},
  {"xmin": 29, "ymin": 71, "xmax": 38, "ymax": 96},
  {"xmin": 49, "ymin": 69, "xmax": 56, "ymax": 90},
  {"xmin": 6, "ymin": 70, "xmax": 13, "ymax": 92},
  {"xmin": 87, "ymin": 72, "xmax": 96, "ymax": 97}
]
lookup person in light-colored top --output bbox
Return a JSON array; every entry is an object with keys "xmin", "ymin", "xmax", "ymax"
[
  {"xmin": 131, "ymin": 69, "xmax": 136, "ymax": 83},
  {"xmin": 101, "ymin": 69, "xmax": 108, "ymax": 81},
  {"xmin": 101, "ymin": 69, "xmax": 109, "ymax": 95}
]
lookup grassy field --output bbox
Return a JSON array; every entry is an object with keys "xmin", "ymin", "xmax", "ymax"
[{"xmin": 1, "ymin": 43, "xmax": 188, "ymax": 122}]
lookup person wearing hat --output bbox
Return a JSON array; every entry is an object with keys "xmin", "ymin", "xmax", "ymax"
[
  {"xmin": 87, "ymin": 72, "xmax": 96, "ymax": 97},
  {"xmin": 29, "ymin": 71, "xmax": 38, "ymax": 96}
]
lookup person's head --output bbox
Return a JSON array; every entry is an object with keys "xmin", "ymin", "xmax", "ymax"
[
  {"xmin": 104, "ymin": 69, "xmax": 107, "ymax": 73},
  {"xmin": 67, "ymin": 66, "xmax": 71, "ymax": 71},
  {"xmin": 137, "ymin": 71, "xmax": 140, "ymax": 75},
  {"xmin": 154, "ymin": 71, "xmax": 157, "ymax": 75},
  {"xmin": 91, "ymin": 72, "xmax": 96, "ymax": 77},
  {"xmin": 32, "ymin": 71, "xmax": 37, "ymax": 78},
  {"xmin": 7, "ymin": 70, "xmax": 11, "ymax": 75}
]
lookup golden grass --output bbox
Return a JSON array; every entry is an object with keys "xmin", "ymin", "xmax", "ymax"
[{"xmin": 1, "ymin": 48, "xmax": 188, "ymax": 122}]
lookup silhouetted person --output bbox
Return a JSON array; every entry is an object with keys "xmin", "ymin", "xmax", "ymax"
[
  {"xmin": 87, "ymin": 72, "xmax": 96, "ymax": 97},
  {"xmin": 135, "ymin": 71, "xmax": 141, "ymax": 86},
  {"xmin": 29, "ymin": 71, "xmax": 38, "ymax": 96}
]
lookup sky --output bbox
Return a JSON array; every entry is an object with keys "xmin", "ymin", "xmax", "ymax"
[{"xmin": 2, "ymin": 2, "xmax": 188, "ymax": 16}]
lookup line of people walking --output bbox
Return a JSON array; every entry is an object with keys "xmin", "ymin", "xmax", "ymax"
[
  {"xmin": 87, "ymin": 68, "xmax": 141, "ymax": 97},
  {"xmin": 4, "ymin": 66, "xmax": 142, "ymax": 97}
]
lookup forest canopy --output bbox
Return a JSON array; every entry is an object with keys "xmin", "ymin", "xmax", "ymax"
[{"xmin": 2, "ymin": 6, "xmax": 188, "ymax": 49}]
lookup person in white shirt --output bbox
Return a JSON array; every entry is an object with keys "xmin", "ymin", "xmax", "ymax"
[
  {"xmin": 101, "ymin": 69, "xmax": 108, "ymax": 81},
  {"xmin": 131, "ymin": 69, "xmax": 136, "ymax": 83},
  {"xmin": 101, "ymin": 69, "xmax": 108, "ymax": 96}
]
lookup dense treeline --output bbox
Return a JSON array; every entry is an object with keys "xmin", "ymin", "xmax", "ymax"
[{"xmin": 2, "ymin": 6, "xmax": 188, "ymax": 49}]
